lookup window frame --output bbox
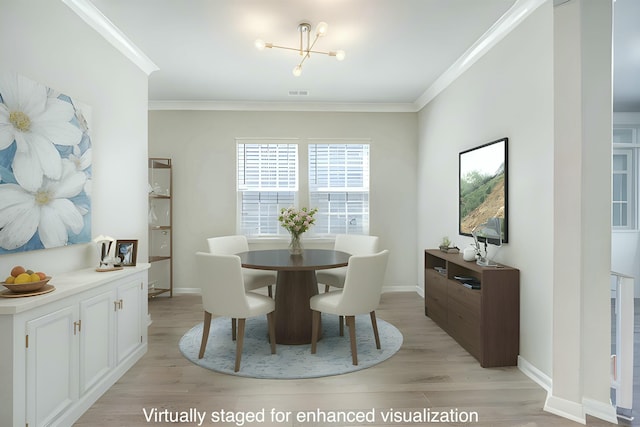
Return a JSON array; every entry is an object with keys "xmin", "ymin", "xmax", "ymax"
[
  {"xmin": 612, "ymin": 126, "xmax": 639, "ymax": 230},
  {"xmin": 236, "ymin": 138, "xmax": 299, "ymax": 237},
  {"xmin": 308, "ymin": 141, "xmax": 371, "ymax": 236}
]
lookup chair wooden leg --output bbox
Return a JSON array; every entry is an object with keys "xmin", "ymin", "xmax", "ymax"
[
  {"xmin": 234, "ymin": 318, "xmax": 246, "ymax": 372},
  {"xmin": 346, "ymin": 315, "xmax": 358, "ymax": 365},
  {"xmin": 198, "ymin": 311, "xmax": 212, "ymax": 359},
  {"xmin": 339, "ymin": 315, "xmax": 344, "ymax": 336},
  {"xmin": 324, "ymin": 284, "xmax": 330, "ymax": 293},
  {"xmin": 267, "ymin": 312, "xmax": 276, "ymax": 354},
  {"xmin": 231, "ymin": 318, "xmax": 237, "ymax": 341},
  {"xmin": 311, "ymin": 310, "xmax": 321, "ymax": 354},
  {"xmin": 268, "ymin": 285, "xmax": 273, "ymax": 298},
  {"xmin": 370, "ymin": 311, "xmax": 381, "ymax": 349}
]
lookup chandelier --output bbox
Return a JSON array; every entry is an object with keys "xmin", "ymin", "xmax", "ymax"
[{"xmin": 255, "ymin": 22, "xmax": 345, "ymax": 77}]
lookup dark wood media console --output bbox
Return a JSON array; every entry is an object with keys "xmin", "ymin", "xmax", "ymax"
[{"xmin": 424, "ymin": 249, "xmax": 520, "ymax": 367}]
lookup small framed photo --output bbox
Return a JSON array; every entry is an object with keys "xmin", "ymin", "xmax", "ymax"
[{"xmin": 115, "ymin": 240, "xmax": 138, "ymax": 266}]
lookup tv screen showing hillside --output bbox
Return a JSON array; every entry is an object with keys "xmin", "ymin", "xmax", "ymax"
[{"xmin": 459, "ymin": 137, "xmax": 508, "ymax": 243}]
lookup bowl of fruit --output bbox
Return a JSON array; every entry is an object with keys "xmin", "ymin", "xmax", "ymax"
[{"xmin": 2, "ymin": 266, "xmax": 50, "ymax": 293}]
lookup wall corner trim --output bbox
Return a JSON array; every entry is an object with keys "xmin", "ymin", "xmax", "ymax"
[{"xmin": 61, "ymin": 0, "xmax": 159, "ymax": 75}]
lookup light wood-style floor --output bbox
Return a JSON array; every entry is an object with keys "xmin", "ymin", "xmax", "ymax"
[{"xmin": 76, "ymin": 292, "xmax": 615, "ymax": 426}]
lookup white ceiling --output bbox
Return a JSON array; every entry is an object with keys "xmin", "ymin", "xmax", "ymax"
[{"xmin": 88, "ymin": 0, "xmax": 639, "ymax": 111}]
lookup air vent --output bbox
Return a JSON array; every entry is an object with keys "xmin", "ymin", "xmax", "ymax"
[{"xmin": 288, "ymin": 90, "xmax": 309, "ymax": 96}]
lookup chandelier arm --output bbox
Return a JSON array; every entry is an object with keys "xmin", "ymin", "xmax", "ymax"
[
  {"xmin": 269, "ymin": 44, "xmax": 306, "ymax": 52},
  {"xmin": 269, "ymin": 44, "xmax": 331, "ymax": 55}
]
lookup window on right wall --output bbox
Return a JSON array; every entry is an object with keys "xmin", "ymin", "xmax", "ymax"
[
  {"xmin": 612, "ymin": 126, "xmax": 638, "ymax": 229},
  {"xmin": 308, "ymin": 141, "xmax": 370, "ymax": 235}
]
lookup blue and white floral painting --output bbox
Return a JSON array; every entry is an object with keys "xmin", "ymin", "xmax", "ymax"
[{"xmin": 0, "ymin": 72, "xmax": 92, "ymax": 254}]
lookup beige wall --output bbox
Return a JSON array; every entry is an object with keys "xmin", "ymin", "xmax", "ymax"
[
  {"xmin": 148, "ymin": 110, "xmax": 418, "ymax": 292},
  {"xmin": 0, "ymin": 0, "xmax": 150, "ymax": 276}
]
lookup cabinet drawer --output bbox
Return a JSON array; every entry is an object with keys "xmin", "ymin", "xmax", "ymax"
[
  {"xmin": 448, "ymin": 280, "xmax": 481, "ymax": 313},
  {"xmin": 425, "ymin": 270, "xmax": 447, "ymax": 326},
  {"xmin": 447, "ymin": 299, "xmax": 481, "ymax": 358}
]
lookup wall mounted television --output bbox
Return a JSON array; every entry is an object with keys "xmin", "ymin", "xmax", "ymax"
[{"xmin": 459, "ymin": 137, "xmax": 508, "ymax": 243}]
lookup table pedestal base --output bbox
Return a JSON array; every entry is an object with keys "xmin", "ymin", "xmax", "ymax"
[{"xmin": 274, "ymin": 270, "xmax": 321, "ymax": 345}]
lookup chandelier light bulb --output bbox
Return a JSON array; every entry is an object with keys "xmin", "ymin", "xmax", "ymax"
[
  {"xmin": 316, "ymin": 22, "xmax": 328, "ymax": 37},
  {"xmin": 335, "ymin": 50, "xmax": 346, "ymax": 61},
  {"xmin": 255, "ymin": 39, "xmax": 266, "ymax": 50},
  {"xmin": 292, "ymin": 65, "xmax": 302, "ymax": 77}
]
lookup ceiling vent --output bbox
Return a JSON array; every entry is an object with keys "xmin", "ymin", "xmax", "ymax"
[{"xmin": 288, "ymin": 90, "xmax": 309, "ymax": 96}]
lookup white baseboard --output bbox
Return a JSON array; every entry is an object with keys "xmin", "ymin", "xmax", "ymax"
[
  {"xmin": 582, "ymin": 398, "xmax": 618, "ymax": 424},
  {"xmin": 173, "ymin": 286, "xmax": 420, "ymax": 295},
  {"xmin": 544, "ymin": 394, "xmax": 586, "ymax": 424},
  {"xmin": 518, "ymin": 355, "xmax": 552, "ymax": 392},
  {"xmin": 518, "ymin": 356, "xmax": 617, "ymax": 425}
]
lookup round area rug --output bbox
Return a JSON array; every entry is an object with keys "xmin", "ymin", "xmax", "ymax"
[{"xmin": 179, "ymin": 314, "xmax": 403, "ymax": 379}]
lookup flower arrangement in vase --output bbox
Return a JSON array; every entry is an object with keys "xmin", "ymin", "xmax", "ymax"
[{"xmin": 278, "ymin": 206, "xmax": 318, "ymax": 255}]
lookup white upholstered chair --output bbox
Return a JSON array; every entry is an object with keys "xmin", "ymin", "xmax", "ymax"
[
  {"xmin": 207, "ymin": 235, "xmax": 275, "ymax": 297},
  {"xmin": 310, "ymin": 250, "xmax": 389, "ymax": 365},
  {"xmin": 195, "ymin": 252, "xmax": 276, "ymax": 372},
  {"xmin": 316, "ymin": 234, "xmax": 380, "ymax": 293}
]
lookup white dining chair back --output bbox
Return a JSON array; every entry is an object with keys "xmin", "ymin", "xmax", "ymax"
[
  {"xmin": 207, "ymin": 235, "xmax": 249, "ymax": 256},
  {"xmin": 195, "ymin": 252, "xmax": 276, "ymax": 371},
  {"xmin": 317, "ymin": 234, "xmax": 380, "ymax": 292},
  {"xmin": 334, "ymin": 234, "xmax": 380, "ymax": 256},
  {"xmin": 207, "ymin": 235, "xmax": 275, "ymax": 297},
  {"xmin": 335, "ymin": 250, "xmax": 389, "ymax": 314},
  {"xmin": 310, "ymin": 250, "xmax": 389, "ymax": 365},
  {"xmin": 197, "ymin": 252, "xmax": 251, "ymax": 316}
]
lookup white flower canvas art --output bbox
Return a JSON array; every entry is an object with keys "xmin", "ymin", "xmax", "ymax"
[{"xmin": 0, "ymin": 72, "xmax": 92, "ymax": 253}]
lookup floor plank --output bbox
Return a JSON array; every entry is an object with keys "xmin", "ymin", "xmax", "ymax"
[{"xmin": 75, "ymin": 292, "xmax": 616, "ymax": 426}]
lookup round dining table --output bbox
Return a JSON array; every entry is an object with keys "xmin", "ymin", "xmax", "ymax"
[{"xmin": 236, "ymin": 249, "xmax": 350, "ymax": 345}]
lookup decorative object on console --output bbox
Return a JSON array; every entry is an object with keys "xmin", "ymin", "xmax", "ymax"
[
  {"xmin": 255, "ymin": 22, "xmax": 345, "ymax": 77},
  {"xmin": 472, "ymin": 217, "xmax": 502, "ymax": 267},
  {"xmin": 115, "ymin": 239, "xmax": 138, "ymax": 266},
  {"xmin": 459, "ymin": 137, "xmax": 508, "ymax": 243},
  {"xmin": 438, "ymin": 237, "xmax": 459, "ymax": 253},
  {"xmin": 463, "ymin": 244, "xmax": 478, "ymax": 261},
  {"xmin": 0, "ymin": 72, "xmax": 92, "ymax": 254},
  {"xmin": 93, "ymin": 235, "xmax": 121, "ymax": 271},
  {"xmin": 278, "ymin": 206, "xmax": 318, "ymax": 255}
]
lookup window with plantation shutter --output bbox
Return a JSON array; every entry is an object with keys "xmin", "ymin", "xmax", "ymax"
[
  {"xmin": 237, "ymin": 141, "xmax": 298, "ymax": 236},
  {"xmin": 309, "ymin": 142, "xmax": 370, "ymax": 235}
]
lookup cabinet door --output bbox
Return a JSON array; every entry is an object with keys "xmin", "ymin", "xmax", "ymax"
[
  {"xmin": 116, "ymin": 279, "xmax": 142, "ymax": 363},
  {"xmin": 26, "ymin": 306, "xmax": 79, "ymax": 427},
  {"xmin": 79, "ymin": 291, "xmax": 115, "ymax": 395}
]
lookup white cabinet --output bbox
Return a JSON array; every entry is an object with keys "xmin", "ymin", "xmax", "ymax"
[
  {"xmin": 0, "ymin": 265, "xmax": 148, "ymax": 427},
  {"xmin": 26, "ymin": 306, "xmax": 79, "ymax": 427},
  {"xmin": 116, "ymin": 279, "xmax": 143, "ymax": 363},
  {"xmin": 79, "ymin": 290, "xmax": 113, "ymax": 395}
]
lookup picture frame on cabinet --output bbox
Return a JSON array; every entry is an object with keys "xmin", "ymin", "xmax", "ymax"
[{"xmin": 115, "ymin": 240, "xmax": 138, "ymax": 266}]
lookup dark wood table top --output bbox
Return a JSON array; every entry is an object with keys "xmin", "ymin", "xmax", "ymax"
[{"xmin": 237, "ymin": 249, "xmax": 350, "ymax": 271}]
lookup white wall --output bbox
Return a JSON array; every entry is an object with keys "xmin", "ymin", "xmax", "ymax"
[
  {"xmin": 0, "ymin": 0, "xmax": 150, "ymax": 276},
  {"xmin": 417, "ymin": 3, "xmax": 554, "ymax": 377},
  {"xmin": 148, "ymin": 110, "xmax": 418, "ymax": 292}
]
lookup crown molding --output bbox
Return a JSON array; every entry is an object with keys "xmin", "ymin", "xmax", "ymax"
[
  {"xmin": 148, "ymin": 100, "xmax": 419, "ymax": 113},
  {"xmin": 62, "ymin": 0, "xmax": 159, "ymax": 75},
  {"xmin": 414, "ymin": 0, "xmax": 547, "ymax": 111}
]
